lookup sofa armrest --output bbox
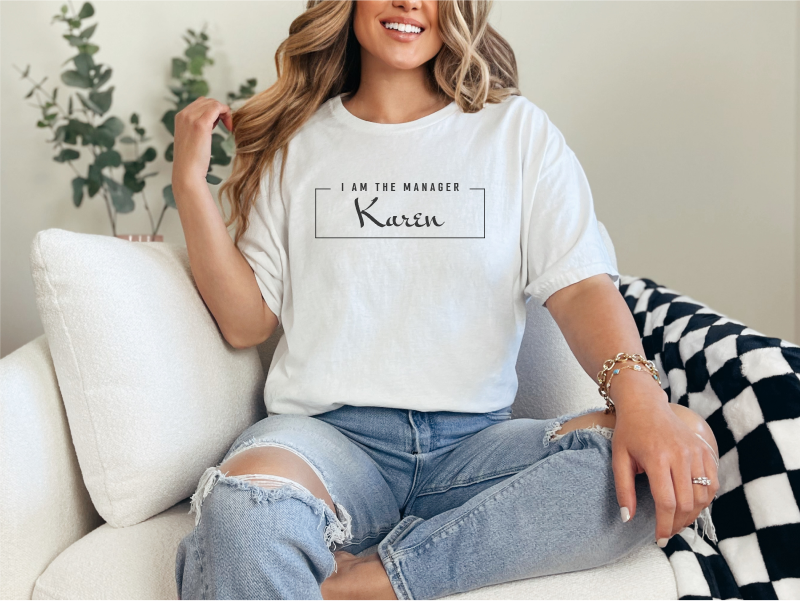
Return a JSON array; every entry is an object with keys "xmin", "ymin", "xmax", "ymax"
[{"xmin": 0, "ymin": 334, "xmax": 103, "ymax": 600}]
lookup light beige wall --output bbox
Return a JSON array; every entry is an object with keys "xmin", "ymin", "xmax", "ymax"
[
  {"xmin": 796, "ymin": 2, "xmax": 800, "ymax": 345},
  {"xmin": 491, "ymin": 0, "xmax": 797, "ymax": 344},
  {"xmin": 2, "ymin": 1, "xmax": 798, "ymax": 359}
]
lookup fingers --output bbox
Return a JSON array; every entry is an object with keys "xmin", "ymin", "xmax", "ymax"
[
  {"xmin": 682, "ymin": 452, "xmax": 709, "ymax": 532},
  {"xmin": 219, "ymin": 106, "xmax": 234, "ymax": 133},
  {"xmin": 612, "ymin": 446, "xmax": 637, "ymax": 522},
  {"xmin": 670, "ymin": 449, "xmax": 695, "ymax": 537},
  {"xmin": 648, "ymin": 460, "xmax": 677, "ymax": 545},
  {"xmin": 177, "ymin": 97, "xmax": 232, "ymax": 132},
  {"xmin": 702, "ymin": 444, "xmax": 721, "ymax": 502}
]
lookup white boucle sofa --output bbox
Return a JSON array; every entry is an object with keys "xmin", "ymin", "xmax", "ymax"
[{"xmin": 0, "ymin": 223, "xmax": 680, "ymax": 600}]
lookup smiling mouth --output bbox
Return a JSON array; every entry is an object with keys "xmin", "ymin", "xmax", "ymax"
[{"xmin": 380, "ymin": 20, "xmax": 424, "ymax": 35}]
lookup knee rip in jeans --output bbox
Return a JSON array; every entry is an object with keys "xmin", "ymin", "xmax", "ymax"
[
  {"xmin": 543, "ymin": 415, "xmax": 615, "ymax": 446},
  {"xmin": 187, "ymin": 439, "xmax": 353, "ymax": 559}
]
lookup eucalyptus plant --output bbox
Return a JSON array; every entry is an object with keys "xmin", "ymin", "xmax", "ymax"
[
  {"xmin": 160, "ymin": 24, "xmax": 257, "ymax": 209},
  {"xmin": 16, "ymin": 3, "xmax": 258, "ymax": 239},
  {"xmin": 16, "ymin": 2, "xmax": 159, "ymax": 237}
]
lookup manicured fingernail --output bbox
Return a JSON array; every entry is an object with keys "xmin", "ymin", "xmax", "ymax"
[
  {"xmin": 657, "ymin": 537, "xmax": 669, "ymax": 548},
  {"xmin": 620, "ymin": 507, "xmax": 630, "ymax": 522}
]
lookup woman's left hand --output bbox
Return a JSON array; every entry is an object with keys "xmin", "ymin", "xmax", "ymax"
[{"xmin": 610, "ymin": 389, "xmax": 720, "ymax": 545}]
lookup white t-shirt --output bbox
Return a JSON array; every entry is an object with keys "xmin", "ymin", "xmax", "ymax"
[{"xmin": 236, "ymin": 92, "xmax": 619, "ymax": 416}]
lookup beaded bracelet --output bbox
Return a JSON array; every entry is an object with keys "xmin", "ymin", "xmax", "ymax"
[{"xmin": 596, "ymin": 352, "xmax": 661, "ymax": 414}]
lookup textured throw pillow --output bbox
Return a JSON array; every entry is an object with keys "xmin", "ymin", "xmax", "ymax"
[
  {"xmin": 512, "ymin": 220, "xmax": 618, "ymax": 419},
  {"xmin": 30, "ymin": 229, "xmax": 269, "ymax": 528}
]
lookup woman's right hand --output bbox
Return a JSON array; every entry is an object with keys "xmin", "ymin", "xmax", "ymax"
[{"xmin": 172, "ymin": 96, "xmax": 234, "ymax": 189}]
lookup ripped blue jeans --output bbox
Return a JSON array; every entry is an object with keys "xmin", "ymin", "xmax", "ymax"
[{"xmin": 175, "ymin": 404, "xmax": 659, "ymax": 600}]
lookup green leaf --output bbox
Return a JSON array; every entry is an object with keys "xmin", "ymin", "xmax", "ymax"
[
  {"xmin": 76, "ymin": 91, "xmax": 102, "ymax": 114},
  {"xmin": 79, "ymin": 43, "xmax": 99, "ymax": 55},
  {"xmin": 185, "ymin": 43, "xmax": 207, "ymax": 60},
  {"xmin": 164, "ymin": 142, "xmax": 174, "ymax": 162},
  {"xmin": 123, "ymin": 169, "xmax": 145, "ymax": 193},
  {"xmin": 142, "ymin": 147, "xmax": 157, "ymax": 162},
  {"xmin": 171, "ymin": 58, "xmax": 187, "ymax": 79},
  {"xmin": 95, "ymin": 67, "xmax": 112, "ymax": 88},
  {"xmin": 78, "ymin": 2, "xmax": 94, "ymax": 19},
  {"xmin": 103, "ymin": 175, "xmax": 135, "ymax": 213},
  {"xmin": 94, "ymin": 149, "xmax": 121, "ymax": 169},
  {"xmin": 119, "ymin": 136, "xmax": 136, "ymax": 144},
  {"xmin": 98, "ymin": 115, "xmax": 124, "ymax": 137},
  {"xmin": 52, "ymin": 86, "xmax": 58, "ymax": 100},
  {"xmin": 221, "ymin": 134, "xmax": 236, "ymax": 156},
  {"xmin": 24, "ymin": 87, "xmax": 35, "ymax": 99},
  {"xmin": 199, "ymin": 32, "xmax": 208, "ymax": 41},
  {"xmin": 161, "ymin": 109, "xmax": 177, "ymax": 136},
  {"xmin": 54, "ymin": 124, "xmax": 67, "ymax": 143},
  {"xmin": 73, "ymin": 53, "xmax": 94, "ymax": 76},
  {"xmin": 37, "ymin": 120, "xmax": 48, "ymax": 128},
  {"xmin": 130, "ymin": 113, "xmax": 139, "ymax": 125},
  {"xmin": 61, "ymin": 118, "xmax": 84, "ymax": 141},
  {"xmin": 162, "ymin": 184, "xmax": 176, "ymax": 209},
  {"xmin": 79, "ymin": 22, "xmax": 97, "ymax": 39},
  {"xmin": 188, "ymin": 56, "xmax": 206, "ymax": 77},
  {"xmin": 61, "ymin": 5, "xmax": 68, "ymax": 14},
  {"xmin": 124, "ymin": 158, "xmax": 145, "ymax": 176},
  {"xmin": 210, "ymin": 133, "xmax": 231, "ymax": 166},
  {"xmin": 205, "ymin": 173, "xmax": 222, "ymax": 185},
  {"xmin": 68, "ymin": 18, "xmax": 81, "ymax": 29},
  {"xmin": 92, "ymin": 127, "xmax": 115, "ymax": 148},
  {"xmin": 61, "ymin": 70, "xmax": 92, "ymax": 88},
  {"xmin": 71, "ymin": 176, "xmax": 86, "ymax": 207},
  {"xmin": 22, "ymin": 64, "xmax": 31, "ymax": 78},
  {"xmin": 68, "ymin": 96, "xmax": 73, "ymax": 115},
  {"xmin": 54, "ymin": 148, "xmax": 80, "ymax": 162},
  {"xmin": 88, "ymin": 86, "xmax": 113, "ymax": 115},
  {"xmin": 87, "ymin": 163, "xmax": 102, "ymax": 196},
  {"xmin": 63, "ymin": 34, "xmax": 84, "ymax": 47},
  {"xmin": 187, "ymin": 79, "xmax": 209, "ymax": 97}
]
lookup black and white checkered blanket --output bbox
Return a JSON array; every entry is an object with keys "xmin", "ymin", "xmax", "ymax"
[{"xmin": 619, "ymin": 276, "xmax": 800, "ymax": 600}]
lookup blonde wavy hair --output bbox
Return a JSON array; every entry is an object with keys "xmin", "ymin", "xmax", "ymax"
[{"xmin": 221, "ymin": 0, "xmax": 521, "ymax": 246}]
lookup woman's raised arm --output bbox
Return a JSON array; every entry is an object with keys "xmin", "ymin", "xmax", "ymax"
[{"xmin": 172, "ymin": 97, "xmax": 278, "ymax": 349}]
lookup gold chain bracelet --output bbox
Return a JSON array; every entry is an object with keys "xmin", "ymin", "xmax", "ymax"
[{"xmin": 596, "ymin": 352, "xmax": 661, "ymax": 414}]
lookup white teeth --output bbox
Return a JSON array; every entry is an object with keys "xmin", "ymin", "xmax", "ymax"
[{"xmin": 383, "ymin": 21, "xmax": 422, "ymax": 34}]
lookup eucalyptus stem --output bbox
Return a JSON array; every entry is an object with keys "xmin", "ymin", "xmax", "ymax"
[{"xmin": 133, "ymin": 138, "xmax": 156, "ymax": 234}]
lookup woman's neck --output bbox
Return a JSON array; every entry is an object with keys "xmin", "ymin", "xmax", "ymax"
[{"xmin": 342, "ymin": 57, "xmax": 449, "ymax": 125}]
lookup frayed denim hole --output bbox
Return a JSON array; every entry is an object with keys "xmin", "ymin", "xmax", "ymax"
[
  {"xmin": 223, "ymin": 438, "xmax": 335, "ymax": 500},
  {"xmin": 543, "ymin": 417, "xmax": 565, "ymax": 447},
  {"xmin": 187, "ymin": 466, "xmax": 353, "ymax": 575},
  {"xmin": 578, "ymin": 424, "xmax": 615, "ymax": 441},
  {"xmin": 543, "ymin": 407, "xmax": 614, "ymax": 447}
]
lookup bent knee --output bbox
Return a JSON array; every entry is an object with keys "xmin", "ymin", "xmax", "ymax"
[{"xmin": 218, "ymin": 446, "xmax": 336, "ymax": 513}]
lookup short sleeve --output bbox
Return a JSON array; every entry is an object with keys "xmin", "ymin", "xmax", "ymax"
[
  {"xmin": 235, "ymin": 156, "xmax": 288, "ymax": 326},
  {"xmin": 522, "ymin": 116, "xmax": 620, "ymax": 307}
]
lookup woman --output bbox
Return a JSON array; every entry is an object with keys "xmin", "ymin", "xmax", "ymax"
[{"xmin": 172, "ymin": 1, "xmax": 720, "ymax": 599}]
